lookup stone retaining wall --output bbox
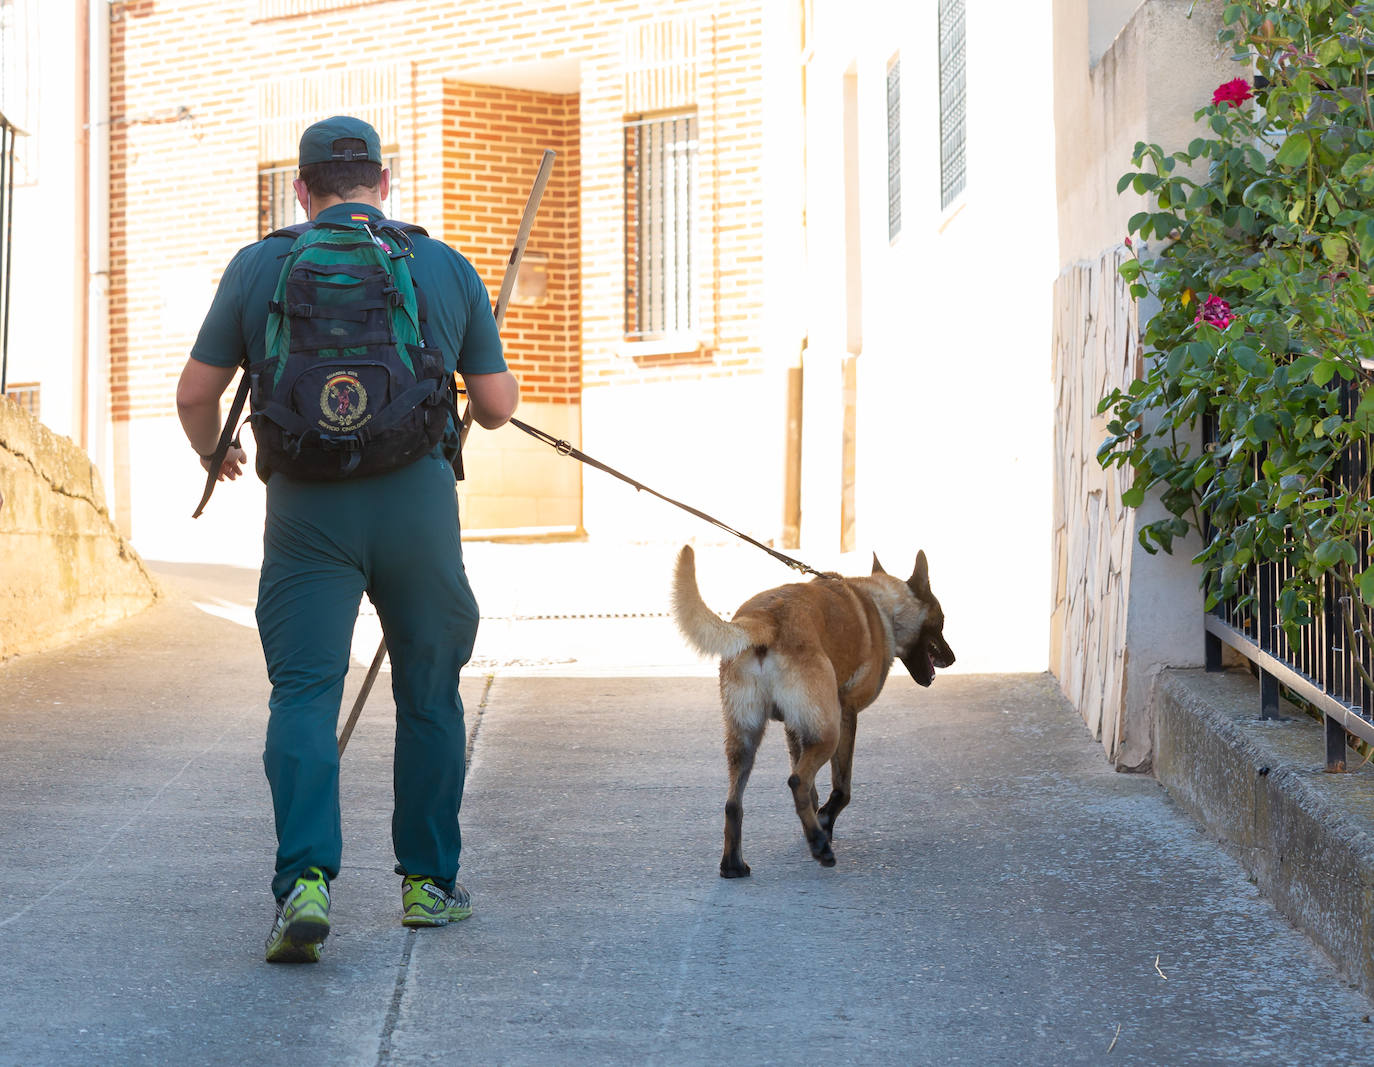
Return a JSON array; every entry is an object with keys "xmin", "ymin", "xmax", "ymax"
[{"xmin": 0, "ymin": 398, "xmax": 158, "ymax": 660}]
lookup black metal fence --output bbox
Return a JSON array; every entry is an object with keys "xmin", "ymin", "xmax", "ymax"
[{"xmin": 1203, "ymin": 368, "xmax": 1374, "ymax": 770}]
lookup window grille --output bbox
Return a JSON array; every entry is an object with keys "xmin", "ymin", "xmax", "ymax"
[
  {"xmin": 624, "ymin": 113, "xmax": 697, "ymax": 341},
  {"xmin": 938, "ymin": 0, "xmax": 967, "ymax": 210},
  {"xmin": 887, "ymin": 59, "xmax": 901, "ymax": 241},
  {"xmin": 258, "ymin": 156, "xmax": 399, "ymax": 238}
]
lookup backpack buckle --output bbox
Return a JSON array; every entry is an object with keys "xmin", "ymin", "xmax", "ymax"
[
  {"xmin": 317, "ymin": 433, "xmax": 361, "ymax": 453},
  {"xmin": 289, "ymin": 302, "xmax": 314, "ymax": 318}
]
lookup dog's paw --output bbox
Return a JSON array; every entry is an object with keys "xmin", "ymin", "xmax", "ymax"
[
  {"xmin": 807, "ymin": 828, "xmax": 836, "ymax": 866},
  {"xmin": 719, "ymin": 859, "xmax": 752, "ymax": 878}
]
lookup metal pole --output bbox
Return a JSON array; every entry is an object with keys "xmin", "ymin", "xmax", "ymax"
[
  {"xmin": 0, "ymin": 120, "xmax": 9, "ymax": 396},
  {"xmin": 338, "ymin": 149, "xmax": 556, "ymax": 757},
  {"xmin": 2, "ymin": 125, "xmax": 14, "ymax": 397}
]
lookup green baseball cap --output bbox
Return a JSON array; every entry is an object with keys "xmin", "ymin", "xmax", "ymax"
[{"xmin": 298, "ymin": 116, "xmax": 382, "ymax": 166}]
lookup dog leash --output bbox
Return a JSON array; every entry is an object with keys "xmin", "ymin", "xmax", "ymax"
[{"xmin": 503, "ymin": 415, "xmax": 827, "ymax": 579}]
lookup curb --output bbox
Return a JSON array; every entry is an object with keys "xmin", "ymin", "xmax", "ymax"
[{"xmin": 1154, "ymin": 667, "xmax": 1374, "ymax": 999}]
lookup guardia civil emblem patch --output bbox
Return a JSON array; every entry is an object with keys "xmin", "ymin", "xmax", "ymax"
[{"xmin": 319, "ymin": 372, "xmax": 371, "ymax": 430}]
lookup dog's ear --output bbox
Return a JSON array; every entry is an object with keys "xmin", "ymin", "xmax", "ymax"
[
  {"xmin": 872, "ymin": 553, "xmax": 887, "ymax": 576},
  {"xmin": 907, "ymin": 550, "xmax": 930, "ymax": 598}
]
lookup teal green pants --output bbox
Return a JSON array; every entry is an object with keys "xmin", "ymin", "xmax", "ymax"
[{"xmin": 256, "ymin": 453, "xmax": 478, "ymax": 901}]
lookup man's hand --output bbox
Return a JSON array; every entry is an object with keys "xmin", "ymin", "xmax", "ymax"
[{"xmin": 201, "ymin": 444, "xmax": 248, "ymax": 482}]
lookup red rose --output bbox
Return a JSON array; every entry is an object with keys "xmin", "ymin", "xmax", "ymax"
[
  {"xmin": 1212, "ymin": 78, "xmax": 1253, "ymax": 107},
  {"xmin": 1194, "ymin": 295, "xmax": 1236, "ymax": 330}
]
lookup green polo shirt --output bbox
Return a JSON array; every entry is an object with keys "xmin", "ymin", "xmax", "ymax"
[{"xmin": 190, "ymin": 202, "xmax": 506, "ymax": 379}]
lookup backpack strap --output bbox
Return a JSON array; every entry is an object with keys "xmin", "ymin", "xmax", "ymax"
[{"xmin": 263, "ymin": 220, "xmax": 429, "ymax": 241}]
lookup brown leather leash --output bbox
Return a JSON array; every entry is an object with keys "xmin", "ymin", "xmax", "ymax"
[{"xmin": 503, "ymin": 415, "xmax": 826, "ymax": 579}]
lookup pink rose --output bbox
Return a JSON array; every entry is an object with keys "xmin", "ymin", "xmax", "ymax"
[
  {"xmin": 1212, "ymin": 78, "xmax": 1253, "ymax": 107},
  {"xmin": 1194, "ymin": 295, "xmax": 1236, "ymax": 330}
]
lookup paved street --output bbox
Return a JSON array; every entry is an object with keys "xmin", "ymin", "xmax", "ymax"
[{"xmin": 1, "ymin": 555, "xmax": 1372, "ymax": 1065}]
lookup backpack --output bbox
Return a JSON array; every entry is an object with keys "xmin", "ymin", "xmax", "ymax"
[{"xmin": 247, "ymin": 218, "xmax": 457, "ymax": 482}]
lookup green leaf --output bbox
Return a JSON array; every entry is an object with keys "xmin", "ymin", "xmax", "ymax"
[
  {"xmin": 1315, "ymin": 540, "xmax": 1344, "ymax": 568},
  {"xmin": 1322, "ymin": 235, "xmax": 1349, "ymax": 268},
  {"xmin": 1355, "ymin": 387, "xmax": 1374, "ymax": 430},
  {"xmin": 1276, "ymin": 133, "xmax": 1312, "ymax": 168},
  {"xmin": 1117, "ymin": 172, "xmax": 1136, "ymax": 195},
  {"xmin": 1231, "ymin": 345, "xmax": 1261, "ymax": 374},
  {"xmin": 1122, "ymin": 485, "xmax": 1146, "ymax": 508},
  {"xmin": 1260, "ymin": 321, "xmax": 1291, "ymax": 354},
  {"xmin": 1341, "ymin": 152, "xmax": 1372, "ymax": 179},
  {"xmin": 1317, "ymin": 37, "xmax": 1345, "ymax": 66},
  {"xmin": 1249, "ymin": 413, "xmax": 1278, "ymax": 442},
  {"xmin": 1360, "ymin": 566, "xmax": 1374, "ymax": 603}
]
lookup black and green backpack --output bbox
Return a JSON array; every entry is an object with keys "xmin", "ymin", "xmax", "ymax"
[
  {"xmin": 191, "ymin": 218, "xmax": 461, "ymax": 518},
  {"xmin": 249, "ymin": 218, "xmax": 456, "ymax": 482}
]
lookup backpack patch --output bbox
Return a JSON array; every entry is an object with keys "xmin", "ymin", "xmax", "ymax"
[{"xmin": 249, "ymin": 220, "xmax": 455, "ymax": 481}]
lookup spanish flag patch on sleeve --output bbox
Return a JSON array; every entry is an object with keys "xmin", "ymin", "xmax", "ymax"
[{"xmin": 350, "ymin": 213, "xmax": 369, "ymax": 221}]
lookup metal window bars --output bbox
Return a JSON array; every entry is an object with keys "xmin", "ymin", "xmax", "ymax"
[
  {"xmin": 887, "ymin": 60, "xmax": 901, "ymax": 241},
  {"xmin": 624, "ymin": 113, "xmax": 697, "ymax": 341},
  {"xmin": 938, "ymin": 0, "xmax": 967, "ymax": 211},
  {"xmin": 257, "ymin": 155, "xmax": 400, "ymax": 237}
]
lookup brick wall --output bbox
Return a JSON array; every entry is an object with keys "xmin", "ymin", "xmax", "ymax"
[
  {"xmin": 443, "ymin": 82, "xmax": 580, "ymax": 404},
  {"xmin": 108, "ymin": 0, "xmax": 768, "ymax": 533}
]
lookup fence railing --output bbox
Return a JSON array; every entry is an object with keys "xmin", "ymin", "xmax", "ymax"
[{"xmin": 1203, "ymin": 367, "xmax": 1374, "ymax": 771}]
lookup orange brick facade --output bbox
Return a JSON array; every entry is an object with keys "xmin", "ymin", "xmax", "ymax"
[
  {"xmin": 442, "ymin": 82, "xmax": 580, "ymax": 404},
  {"xmin": 104, "ymin": 0, "xmax": 774, "ymax": 406},
  {"xmin": 107, "ymin": 0, "xmax": 768, "ymax": 421}
]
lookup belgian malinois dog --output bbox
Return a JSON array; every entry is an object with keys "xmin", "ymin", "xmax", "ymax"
[{"xmin": 672, "ymin": 546, "xmax": 955, "ymax": 877}]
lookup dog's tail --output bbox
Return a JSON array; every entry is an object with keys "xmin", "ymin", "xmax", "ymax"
[{"xmin": 671, "ymin": 545, "xmax": 754, "ymax": 661}]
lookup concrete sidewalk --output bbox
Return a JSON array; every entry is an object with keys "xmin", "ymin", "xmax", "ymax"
[{"xmin": 1, "ymin": 561, "xmax": 1372, "ymax": 1065}]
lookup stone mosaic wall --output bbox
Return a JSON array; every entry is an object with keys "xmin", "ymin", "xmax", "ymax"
[{"xmin": 1050, "ymin": 247, "xmax": 1141, "ymax": 759}]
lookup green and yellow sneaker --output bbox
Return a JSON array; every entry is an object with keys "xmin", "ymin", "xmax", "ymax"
[
  {"xmin": 265, "ymin": 867, "xmax": 330, "ymax": 963},
  {"xmin": 401, "ymin": 876, "xmax": 472, "ymax": 927}
]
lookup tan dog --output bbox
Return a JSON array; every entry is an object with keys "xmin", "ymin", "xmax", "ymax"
[{"xmin": 672, "ymin": 546, "xmax": 955, "ymax": 877}]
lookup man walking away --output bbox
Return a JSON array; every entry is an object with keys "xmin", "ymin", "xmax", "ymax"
[{"xmin": 176, "ymin": 116, "xmax": 518, "ymax": 963}]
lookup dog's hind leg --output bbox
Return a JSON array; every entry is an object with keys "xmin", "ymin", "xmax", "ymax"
[
  {"xmin": 721, "ymin": 723, "xmax": 763, "ymax": 878},
  {"xmin": 817, "ymin": 705, "xmax": 859, "ymax": 836},
  {"xmin": 784, "ymin": 725, "xmax": 820, "ymax": 812},
  {"xmin": 787, "ymin": 729, "xmax": 840, "ymax": 866},
  {"xmin": 777, "ymin": 667, "xmax": 841, "ymax": 866}
]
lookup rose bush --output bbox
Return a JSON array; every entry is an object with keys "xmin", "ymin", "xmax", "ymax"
[{"xmin": 1098, "ymin": 0, "xmax": 1374, "ymax": 664}]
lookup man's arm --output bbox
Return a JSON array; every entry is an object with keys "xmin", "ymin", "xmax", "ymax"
[
  {"xmin": 462, "ymin": 370, "xmax": 519, "ymax": 430},
  {"xmin": 177, "ymin": 358, "xmax": 247, "ymax": 480}
]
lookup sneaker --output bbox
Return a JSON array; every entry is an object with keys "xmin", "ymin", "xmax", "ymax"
[
  {"xmin": 401, "ymin": 876, "xmax": 472, "ymax": 927},
  {"xmin": 265, "ymin": 867, "xmax": 331, "ymax": 963}
]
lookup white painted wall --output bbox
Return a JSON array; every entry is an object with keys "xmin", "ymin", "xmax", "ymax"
[
  {"xmin": 2, "ymin": 0, "xmax": 82, "ymax": 440},
  {"xmin": 794, "ymin": 0, "xmax": 1059, "ymax": 673}
]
